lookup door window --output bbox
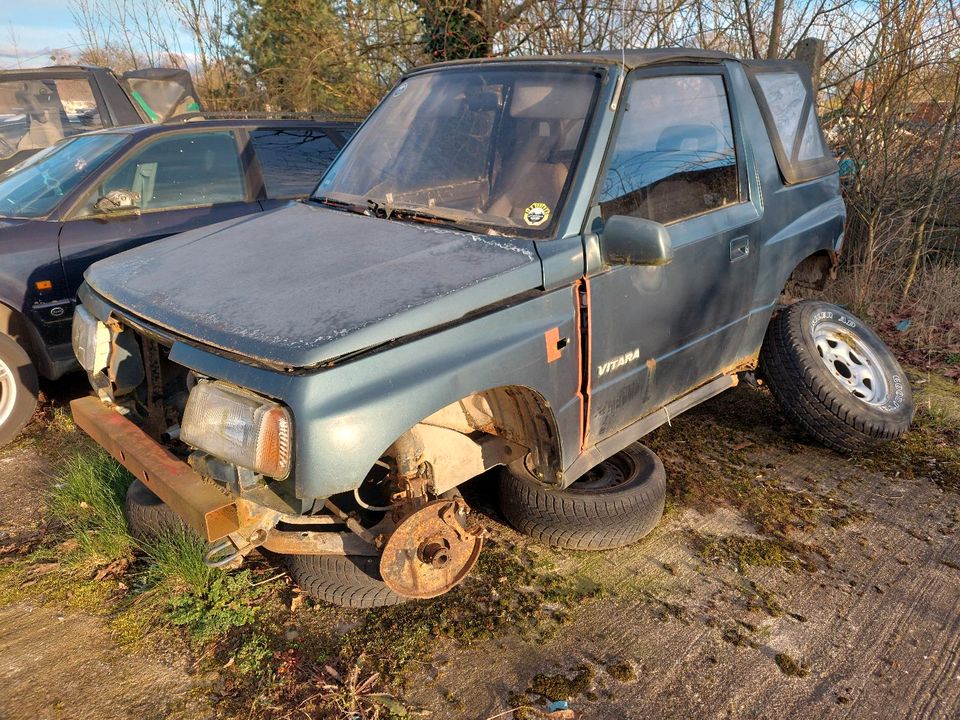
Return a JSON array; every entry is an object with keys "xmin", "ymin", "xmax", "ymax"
[
  {"xmin": 599, "ymin": 74, "xmax": 739, "ymax": 225},
  {"xmin": 250, "ymin": 128, "xmax": 340, "ymax": 198},
  {"xmin": 84, "ymin": 131, "xmax": 244, "ymax": 214}
]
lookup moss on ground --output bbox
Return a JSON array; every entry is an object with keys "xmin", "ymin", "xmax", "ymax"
[
  {"xmin": 332, "ymin": 540, "xmax": 601, "ymax": 680},
  {"xmin": 647, "ymin": 386, "xmax": 858, "ymax": 537},
  {"xmin": 861, "ymin": 403, "xmax": 960, "ymax": 492},
  {"xmin": 774, "ymin": 652, "xmax": 810, "ymax": 677},
  {"xmin": 696, "ymin": 532, "xmax": 808, "ymax": 574},
  {"xmin": 721, "ymin": 621, "xmax": 758, "ymax": 648},
  {"xmin": 604, "ymin": 659, "xmax": 636, "ymax": 682},
  {"xmin": 529, "ymin": 664, "xmax": 595, "ymax": 701}
]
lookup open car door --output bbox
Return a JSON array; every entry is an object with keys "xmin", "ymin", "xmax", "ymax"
[{"xmin": 121, "ymin": 68, "xmax": 202, "ymax": 123}]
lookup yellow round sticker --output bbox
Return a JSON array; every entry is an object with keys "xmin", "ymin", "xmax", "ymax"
[{"xmin": 523, "ymin": 202, "xmax": 551, "ymax": 226}]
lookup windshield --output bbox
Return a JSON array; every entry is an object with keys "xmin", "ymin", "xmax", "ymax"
[
  {"xmin": 314, "ymin": 65, "xmax": 601, "ymax": 236},
  {"xmin": 0, "ymin": 133, "xmax": 127, "ymax": 218}
]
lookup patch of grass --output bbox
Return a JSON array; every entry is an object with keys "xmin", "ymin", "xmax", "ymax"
[
  {"xmin": 774, "ymin": 652, "xmax": 810, "ymax": 677},
  {"xmin": 696, "ymin": 532, "xmax": 808, "ymax": 574},
  {"xmin": 48, "ymin": 448, "xmax": 134, "ymax": 565},
  {"xmin": 138, "ymin": 528, "xmax": 216, "ymax": 595}
]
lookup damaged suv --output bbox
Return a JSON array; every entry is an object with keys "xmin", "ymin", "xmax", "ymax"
[{"xmin": 70, "ymin": 50, "xmax": 913, "ymax": 608}]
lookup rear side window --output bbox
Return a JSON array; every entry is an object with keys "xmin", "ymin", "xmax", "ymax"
[
  {"xmin": 599, "ymin": 73, "xmax": 740, "ymax": 225},
  {"xmin": 0, "ymin": 78, "xmax": 103, "ymax": 162},
  {"xmin": 745, "ymin": 63, "xmax": 835, "ymax": 183},
  {"xmin": 251, "ymin": 128, "xmax": 340, "ymax": 198}
]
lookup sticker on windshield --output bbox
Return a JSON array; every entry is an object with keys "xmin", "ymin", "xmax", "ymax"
[
  {"xmin": 392, "ymin": 82, "xmax": 408, "ymax": 97},
  {"xmin": 523, "ymin": 202, "xmax": 550, "ymax": 226}
]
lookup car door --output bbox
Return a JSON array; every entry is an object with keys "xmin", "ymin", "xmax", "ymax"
[
  {"xmin": 584, "ymin": 67, "xmax": 761, "ymax": 443},
  {"xmin": 58, "ymin": 128, "xmax": 260, "ymax": 295}
]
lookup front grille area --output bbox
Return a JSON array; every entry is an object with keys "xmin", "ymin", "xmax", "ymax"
[{"xmin": 112, "ymin": 324, "xmax": 193, "ymax": 455}]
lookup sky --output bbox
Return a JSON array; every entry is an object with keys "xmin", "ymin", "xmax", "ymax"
[{"xmin": 1, "ymin": 0, "xmax": 80, "ymax": 68}]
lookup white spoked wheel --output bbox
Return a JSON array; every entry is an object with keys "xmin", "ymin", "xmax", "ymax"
[
  {"xmin": 0, "ymin": 333, "xmax": 38, "ymax": 447},
  {"xmin": 761, "ymin": 300, "xmax": 913, "ymax": 454},
  {"xmin": 812, "ymin": 320, "xmax": 890, "ymax": 407}
]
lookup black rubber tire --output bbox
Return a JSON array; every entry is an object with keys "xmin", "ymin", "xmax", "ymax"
[
  {"xmin": 760, "ymin": 300, "xmax": 913, "ymax": 454},
  {"xmin": 125, "ymin": 480, "xmax": 192, "ymax": 540},
  {"xmin": 286, "ymin": 554, "xmax": 407, "ymax": 608},
  {"xmin": 0, "ymin": 333, "xmax": 39, "ymax": 448},
  {"xmin": 499, "ymin": 443, "xmax": 666, "ymax": 550}
]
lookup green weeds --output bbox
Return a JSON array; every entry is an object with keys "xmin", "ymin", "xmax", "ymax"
[{"xmin": 47, "ymin": 448, "xmax": 134, "ymax": 565}]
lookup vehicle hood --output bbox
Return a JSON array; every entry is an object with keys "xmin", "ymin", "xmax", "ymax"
[{"xmin": 84, "ymin": 202, "xmax": 543, "ymax": 368}]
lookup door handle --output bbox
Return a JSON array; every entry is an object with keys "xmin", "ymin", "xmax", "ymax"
[{"xmin": 729, "ymin": 236, "xmax": 750, "ymax": 262}]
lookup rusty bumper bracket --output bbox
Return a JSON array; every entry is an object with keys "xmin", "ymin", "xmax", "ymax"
[{"xmin": 71, "ymin": 396, "xmax": 240, "ymax": 541}]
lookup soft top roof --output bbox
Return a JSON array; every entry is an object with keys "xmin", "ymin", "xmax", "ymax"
[
  {"xmin": 424, "ymin": 48, "xmax": 735, "ymax": 72},
  {"xmin": 0, "ymin": 65, "xmax": 113, "ymax": 78}
]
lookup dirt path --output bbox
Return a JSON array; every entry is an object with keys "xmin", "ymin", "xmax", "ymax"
[
  {"xmin": 0, "ymin": 602, "xmax": 215, "ymax": 720},
  {"xmin": 1, "ymin": 380, "xmax": 958, "ymax": 719},
  {"xmin": 0, "ymin": 397, "xmax": 220, "ymax": 720},
  {"xmin": 413, "ymin": 491, "xmax": 960, "ymax": 718},
  {"xmin": 405, "ymin": 393, "xmax": 960, "ymax": 719}
]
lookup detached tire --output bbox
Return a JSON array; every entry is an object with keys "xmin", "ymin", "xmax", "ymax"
[
  {"xmin": 125, "ymin": 480, "xmax": 191, "ymax": 540},
  {"xmin": 286, "ymin": 554, "xmax": 406, "ymax": 608},
  {"xmin": 0, "ymin": 333, "xmax": 39, "ymax": 448},
  {"xmin": 499, "ymin": 443, "xmax": 666, "ymax": 550},
  {"xmin": 760, "ymin": 300, "xmax": 913, "ymax": 454}
]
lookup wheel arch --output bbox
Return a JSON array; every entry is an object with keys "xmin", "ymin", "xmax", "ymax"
[
  {"xmin": 0, "ymin": 301, "xmax": 31, "ymax": 349},
  {"xmin": 374, "ymin": 383, "xmax": 564, "ymax": 493},
  {"xmin": 780, "ymin": 249, "xmax": 838, "ymax": 302}
]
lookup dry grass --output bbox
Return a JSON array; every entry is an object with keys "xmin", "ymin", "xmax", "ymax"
[{"xmin": 828, "ymin": 252, "xmax": 960, "ymax": 373}]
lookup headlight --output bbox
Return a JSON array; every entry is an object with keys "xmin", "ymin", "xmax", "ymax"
[
  {"xmin": 181, "ymin": 381, "xmax": 293, "ymax": 479},
  {"xmin": 72, "ymin": 305, "xmax": 111, "ymax": 374}
]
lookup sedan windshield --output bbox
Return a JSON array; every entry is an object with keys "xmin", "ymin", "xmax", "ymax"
[
  {"xmin": 0, "ymin": 133, "xmax": 127, "ymax": 218},
  {"xmin": 314, "ymin": 65, "xmax": 601, "ymax": 236}
]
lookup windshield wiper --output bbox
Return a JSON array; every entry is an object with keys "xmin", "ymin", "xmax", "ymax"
[
  {"xmin": 314, "ymin": 195, "xmax": 493, "ymax": 234},
  {"xmin": 384, "ymin": 204, "xmax": 491, "ymax": 234},
  {"xmin": 310, "ymin": 195, "xmax": 368, "ymax": 215}
]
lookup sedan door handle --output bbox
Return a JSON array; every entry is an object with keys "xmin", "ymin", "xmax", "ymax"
[{"xmin": 729, "ymin": 236, "xmax": 750, "ymax": 262}]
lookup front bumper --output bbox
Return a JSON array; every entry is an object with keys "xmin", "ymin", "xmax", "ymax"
[
  {"xmin": 72, "ymin": 396, "xmax": 240, "ymax": 541},
  {"xmin": 70, "ymin": 396, "xmax": 375, "ymax": 560}
]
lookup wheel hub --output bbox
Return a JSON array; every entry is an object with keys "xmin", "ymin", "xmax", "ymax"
[
  {"xmin": 812, "ymin": 320, "xmax": 889, "ymax": 406},
  {"xmin": 379, "ymin": 499, "xmax": 483, "ymax": 599}
]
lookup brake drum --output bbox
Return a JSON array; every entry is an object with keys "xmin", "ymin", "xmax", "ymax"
[{"xmin": 379, "ymin": 499, "xmax": 483, "ymax": 598}]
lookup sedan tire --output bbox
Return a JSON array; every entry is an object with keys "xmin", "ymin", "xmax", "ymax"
[{"xmin": 499, "ymin": 443, "xmax": 666, "ymax": 550}]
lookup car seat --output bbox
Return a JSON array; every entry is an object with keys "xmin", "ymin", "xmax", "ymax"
[{"xmin": 15, "ymin": 82, "xmax": 65, "ymax": 151}]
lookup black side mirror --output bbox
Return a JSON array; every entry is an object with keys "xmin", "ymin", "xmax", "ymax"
[{"xmin": 601, "ymin": 215, "xmax": 673, "ymax": 266}]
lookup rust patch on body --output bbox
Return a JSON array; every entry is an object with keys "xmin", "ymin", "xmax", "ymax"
[{"xmin": 545, "ymin": 326, "xmax": 562, "ymax": 363}]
